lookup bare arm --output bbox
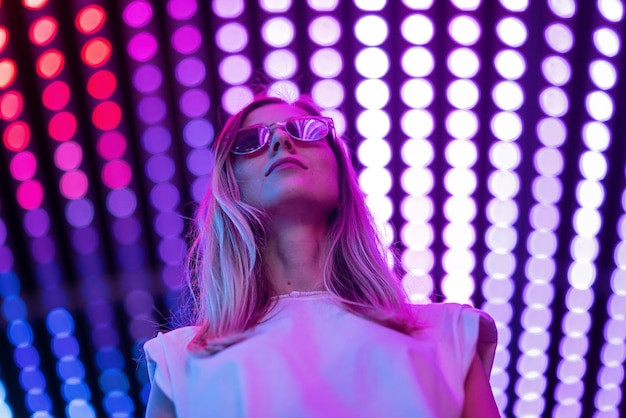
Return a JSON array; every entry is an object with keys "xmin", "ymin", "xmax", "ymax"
[
  {"xmin": 145, "ymin": 382, "xmax": 176, "ymax": 418},
  {"xmin": 461, "ymin": 353, "xmax": 501, "ymax": 418}
]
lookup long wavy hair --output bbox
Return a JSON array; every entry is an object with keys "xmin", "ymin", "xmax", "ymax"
[{"xmin": 186, "ymin": 94, "xmax": 418, "ymax": 354}]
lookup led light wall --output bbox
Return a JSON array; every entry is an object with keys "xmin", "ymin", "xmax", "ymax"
[{"xmin": 0, "ymin": 0, "xmax": 625, "ymax": 417}]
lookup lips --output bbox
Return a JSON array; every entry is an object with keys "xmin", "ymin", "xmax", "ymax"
[{"xmin": 265, "ymin": 157, "xmax": 307, "ymax": 176}]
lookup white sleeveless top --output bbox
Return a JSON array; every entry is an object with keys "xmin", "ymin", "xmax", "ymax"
[{"xmin": 144, "ymin": 292, "xmax": 497, "ymax": 418}]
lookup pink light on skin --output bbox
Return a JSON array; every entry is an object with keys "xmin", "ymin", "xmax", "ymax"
[
  {"xmin": 10, "ymin": 151, "xmax": 37, "ymax": 181},
  {"xmin": 54, "ymin": 141, "xmax": 82, "ymax": 171},
  {"xmin": 16, "ymin": 179, "xmax": 44, "ymax": 210},
  {"xmin": 48, "ymin": 111, "xmax": 77, "ymax": 141},
  {"xmin": 42, "ymin": 81, "xmax": 70, "ymax": 110},
  {"xmin": 97, "ymin": 131, "xmax": 127, "ymax": 160},
  {"xmin": 92, "ymin": 101, "xmax": 121, "ymax": 131},
  {"xmin": 0, "ymin": 91, "xmax": 24, "ymax": 121},
  {"xmin": 59, "ymin": 170, "xmax": 88, "ymax": 199}
]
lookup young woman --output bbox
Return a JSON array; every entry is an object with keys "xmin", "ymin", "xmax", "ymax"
[{"xmin": 144, "ymin": 94, "xmax": 500, "ymax": 417}]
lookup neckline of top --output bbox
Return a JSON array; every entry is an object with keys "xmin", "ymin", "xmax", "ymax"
[{"xmin": 272, "ymin": 290, "xmax": 330, "ymax": 299}]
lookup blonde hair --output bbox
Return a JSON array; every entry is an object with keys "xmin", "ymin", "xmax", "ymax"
[{"xmin": 186, "ymin": 95, "xmax": 417, "ymax": 354}]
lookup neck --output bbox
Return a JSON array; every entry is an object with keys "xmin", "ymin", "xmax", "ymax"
[{"xmin": 264, "ymin": 221, "xmax": 328, "ymax": 295}]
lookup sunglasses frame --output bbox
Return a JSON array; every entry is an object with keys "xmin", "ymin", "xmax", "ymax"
[{"xmin": 231, "ymin": 115, "xmax": 336, "ymax": 155}]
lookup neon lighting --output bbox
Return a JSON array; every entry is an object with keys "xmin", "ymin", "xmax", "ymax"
[
  {"xmin": 36, "ymin": 49, "xmax": 64, "ymax": 78},
  {"xmin": 215, "ymin": 22, "xmax": 248, "ymax": 52},
  {"xmin": 212, "ymin": 0, "xmax": 245, "ymax": 18},
  {"xmin": 3, "ymin": 121, "xmax": 30, "ymax": 151},
  {"xmin": 102, "ymin": 160, "xmax": 132, "ymax": 189},
  {"xmin": 16, "ymin": 180, "xmax": 44, "ymax": 210},
  {"xmin": 127, "ymin": 32, "xmax": 157, "ymax": 62},
  {"xmin": 0, "ymin": 90, "xmax": 23, "ymax": 120},
  {"xmin": 29, "ymin": 17, "xmax": 58, "ymax": 46},
  {"xmin": 59, "ymin": 170, "xmax": 89, "ymax": 200},
  {"xmin": 263, "ymin": 50, "xmax": 296, "ymax": 79},
  {"xmin": 123, "ymin": 0, "xmax": 153, "ymax": 28},
  {"xmin": 54, "ymin": 142, "xmax": 82, "ymax": 171},
  {"xmin": 97, "ymin": 131, "xmax": 127, "ymax": 160},
  {"xmin": 0, "ymin": 58, "xmax": 18, "ymax": 89},
  {"xmin": 10, "ymin": 151, "xmax": 37, "ymax": 181},
  {"xmin": 42, "ymin": 80, "xmax": 70, "ymax": 110},
  {"xmin": 133, "ymin": 64, "xmax": 162, "ymax": 92},
  {"xmin": 87, "ymin": 70, "xmax": 116, "ymax": 99},
  {"xmin": 48, "ymin": 111, "xmax": 77, "ymax": 141},
  {"xmin": 137, "ymin": 96, "xmax": 166, "ymax": 123},
  {"xmin": 261, "ymin": 17, "xmax": 295, "ymax": 47},
  {"xmin": 81, "ymin": 38, "xmax": 112, "ymax": 67},
  {"xmin": 91, "ymin": 101, "xmax": 121, "ymax": 130},
  {"xmin": 0, "ymin": 26, "xmax": 8, "ymax": 53},
  {"xmin": 22, "ymin": 0, "xmax": 48, "ymax": 9},
  {"xmin": 171, "ymin": 25, "xmax": 201, "ymax": 54},
  {"xmin": 167, "ymin": 0, "xmax": 198, "ymax": 19},
  {"xmin": 308, "ymin": 16, "xmax": 341, "ymax": 46},
  {"xmin": 75, "ymin": 5, "xmax": 106, "ymax": 35}
]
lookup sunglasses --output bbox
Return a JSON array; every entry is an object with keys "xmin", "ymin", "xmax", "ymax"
[{"xmin": 231, "ymin": 116, "xmax": 335, "ymax": 155}]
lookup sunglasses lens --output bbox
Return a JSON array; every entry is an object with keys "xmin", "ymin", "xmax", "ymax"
[
  {"xmin": 286, "ymin": 118, "xmax": 329, "ymax": 141},
  {"xmin": 233, "ymin": 127, "xmax": 268, "ymax": 154}
]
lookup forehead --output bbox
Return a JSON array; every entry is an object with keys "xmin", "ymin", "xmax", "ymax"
[{"xmin": 242, "ymin": 103, "xmax": 312, "ymax": 127}]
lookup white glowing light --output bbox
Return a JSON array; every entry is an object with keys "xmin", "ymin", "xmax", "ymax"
[
  {"xmin": 402, "ymin": 78, "xmax": 434, "ymax": 109},
  {"xmin": 496, "ymin": 16, "xmax": 527, "ymax": 47},
  {"xmin": 310, "ymin": 48, "xmax": 343, "ymax": 78},
  {"xmin": 542, "ymin": 55, "xmax": 571, "ymax": 86},
  {"xmin": 448, "ymin": 15, "xmax": 481, "ymax": 46},
  {"xmin": 545, "ymin": 23, "xmax": 574, "ymax": 53},
  {"xmin": 589, "ymin": 60, "xmax": 617, "ymax": 90},
  {"xmin": 494, "ymin": 49, "xmax": 526, "ymax": 80},
  {"xmin": 446, "ymin": 79, "xmax": 479, "ymax": 109},
  {"xmin": 354, "ymin": 47, "xmax": 389, "ymax": 78},
  {"xmin": 311, "ymin": 79, "xmax": 344, "ymax": 108},
  {"xmin": 308, "ymin": 16, "xmax": 342, "ymax": 46},
  {"xmin": 263, "ymin": 49, "xmax": 298, "ymax": 79},
  {"xmin": 354, "ymin": 15, "xmax": 388, "ymax": 46},
  {"xmin": 401, "ymin": 14, "xmax": 434, "ymax": 45},
  {"xmin": 401, "ymin": 47, "xmax": 435, "ymax": 77},
  {"xmin": 594, "ymin": 27, "xmax": 621, "ymax": 57},
  {"xmin": 261, "ymin": 17, "xmax": 295, "ymax": 47},
  {"xmin": 447, "ymin": 47, "xmax": 480, "ymax": 78}
]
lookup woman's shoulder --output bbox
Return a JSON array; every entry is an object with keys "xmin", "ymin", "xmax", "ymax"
[
  {"xmin": 143, "ymin": 325, "xmax": 198, "ymax": 360},
  {"xmin": 412, "ymin": 302, "xmax": 494, "ymax": 327},
  {"xmin": 411, "ymin": 302, "xmax": 498, "ymax": 374}
]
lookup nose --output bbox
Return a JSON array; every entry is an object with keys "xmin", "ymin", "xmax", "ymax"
[{"xmin": 269, "ymin": 128, "xmax": 295, "ymax": 155}]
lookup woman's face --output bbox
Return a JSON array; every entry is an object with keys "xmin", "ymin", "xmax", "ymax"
[{"xmin": 232, "ymin": 103, "xmax": 339, "ymax": 223}]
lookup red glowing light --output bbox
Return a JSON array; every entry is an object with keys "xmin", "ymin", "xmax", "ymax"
[
  {"xmin": 87, "ymin": 70, "xmax": 116, "ymax": 99},
  {"xmin": 30, "ymin": 16, "xmax": 58, "ymax": 46},
  {"xmin": 3, "ymin": 121, "xmax": 30, "ymax": 151},
  {"xmin": 102, "ymin": 160, "xmax": 132, "ymax": 189},
  {"xmin": 81, "ymin": 38, "xmax": 112, "ymax": 68},
  {"xmin": 16, "ymin": 180, "xmax": 44, "ymax": 210},
  {"xmin": 42, "ymin": 81, "xmax": 70, "ymax": 110},
  {"xmin": 36, "ymin": 50, "xmax": 64, "ymax": 79},
  {"xmin": 0, "ymin": 91, "xmax": 24, "ymax": 121},
  {"xmin": 0, "ymin": 27, "xmax": 8, "ymax": 53},
  {"xmin": 92, "ymin": 101, "xmax": 121, "ymax": 131},
  {"xmin": 0, "ymin": 59, "xmax": 17, "ymax": 90},
  {"xmin": 97, "ymin": 131, "xmax": 126, "ymax": 160},
  {"xmin": 76, "ymin": 5, "xmax": 106, "ymax": 34},
  {"xmin": 22, "ymin": 0, "xmax": 48, "ymax": 10},
  {"xmin": 48, "ymin": 111, "xmax": 77, "ymax": 142}
]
